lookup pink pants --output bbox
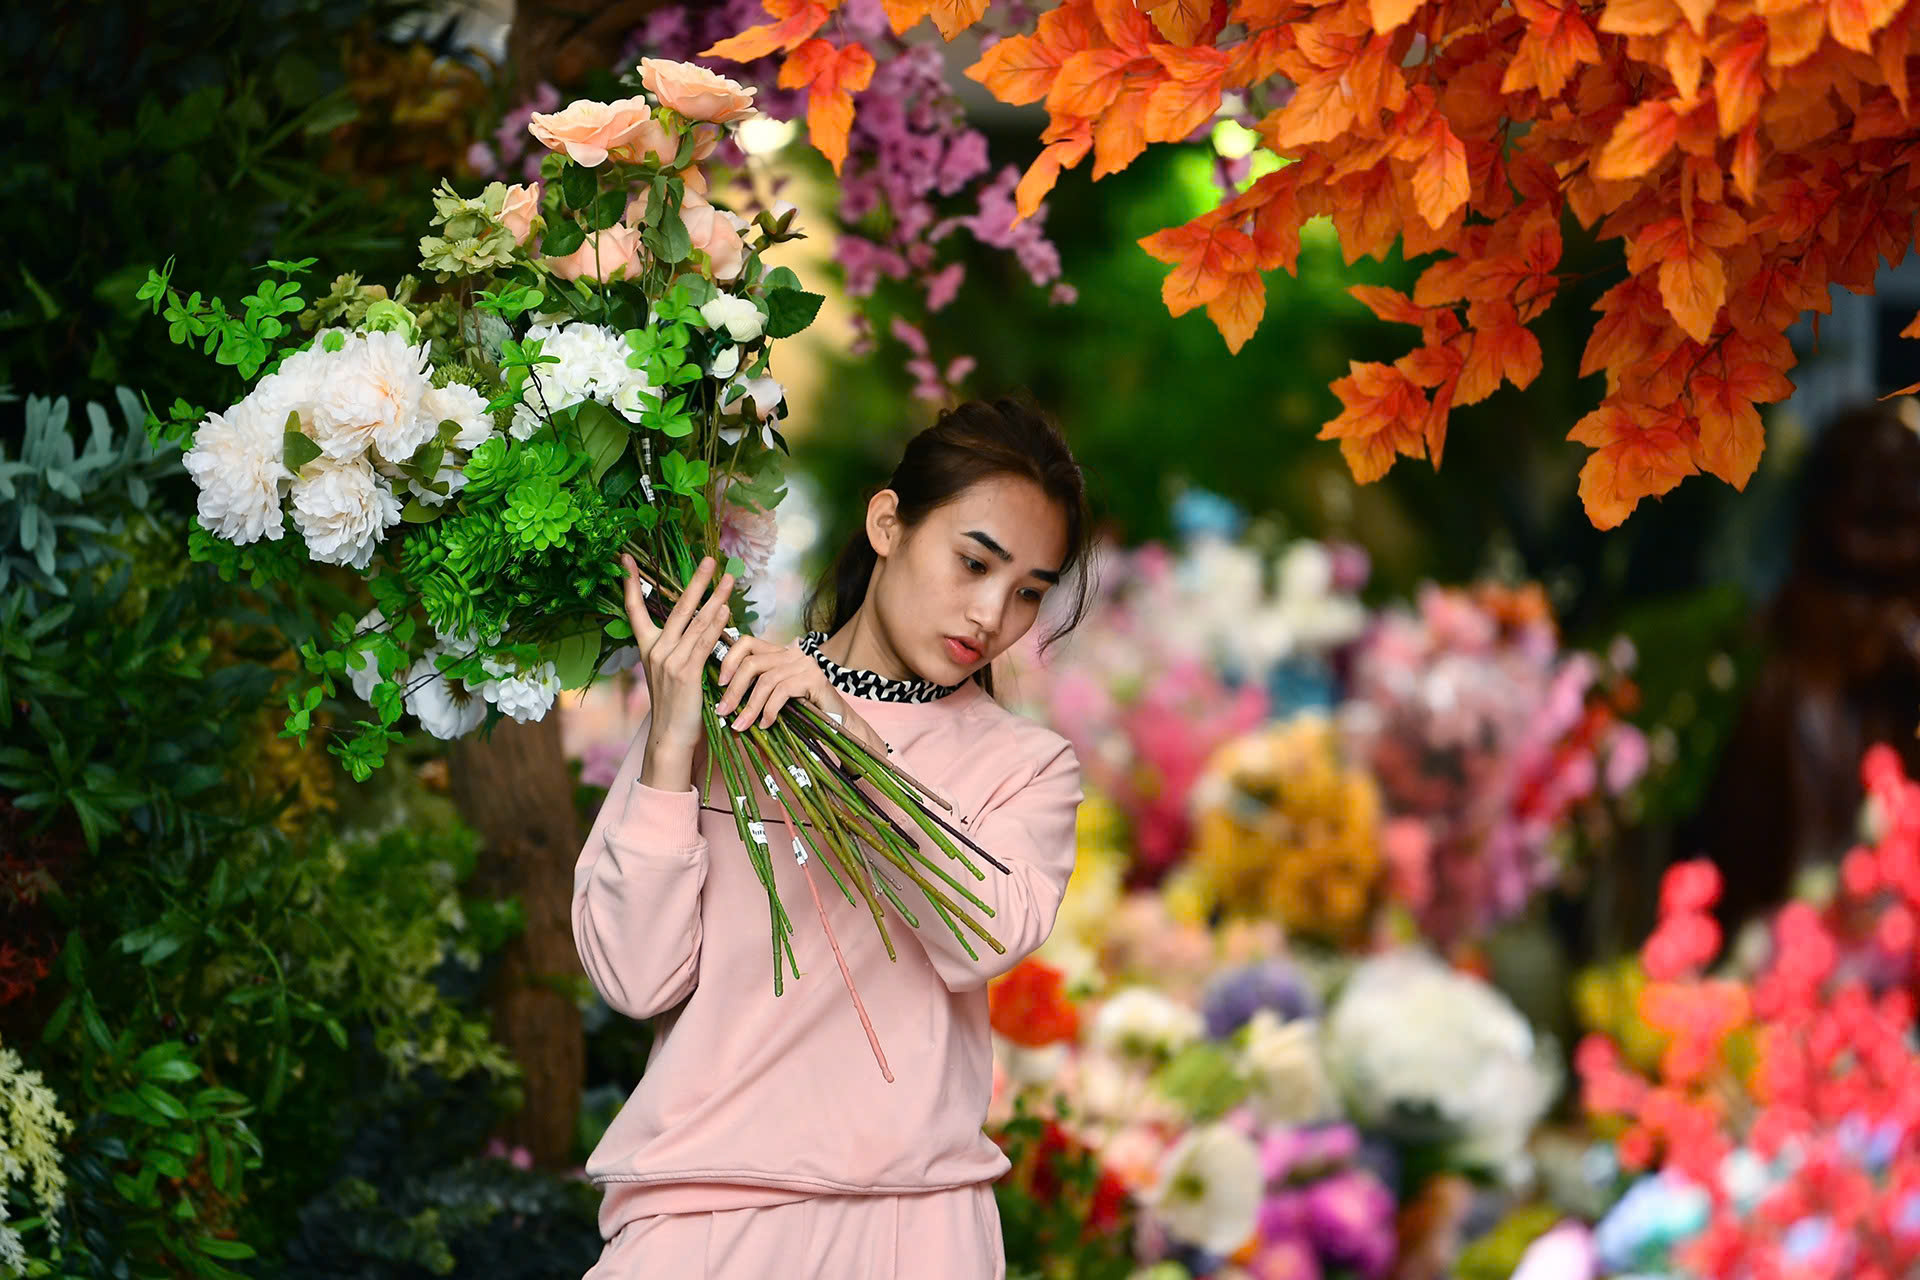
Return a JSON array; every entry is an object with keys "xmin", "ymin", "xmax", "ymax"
[{"xmin": 583, "ymin": 1185, "xmax": 1006, "ymax": 1279}]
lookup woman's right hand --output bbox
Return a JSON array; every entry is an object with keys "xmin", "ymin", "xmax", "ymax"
[{"xmin": 621, "ymin": 553, "xmax": 734, "ymax": 790}]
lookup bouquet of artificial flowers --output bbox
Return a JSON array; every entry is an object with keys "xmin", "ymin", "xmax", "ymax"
[{"xmin": 143, "ymin": 59, "xmax": 1009, "ymax": 1046}]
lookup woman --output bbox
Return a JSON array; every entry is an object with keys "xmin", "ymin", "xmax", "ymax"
[{"xmin": 574, "ymin": 399, "xmax": 1094, "ymax": 1278}]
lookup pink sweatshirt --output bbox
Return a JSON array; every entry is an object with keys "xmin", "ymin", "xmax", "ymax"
[{"xmin": 571, "ymin": 677, "xmax": 1083, "ymax": 1240}]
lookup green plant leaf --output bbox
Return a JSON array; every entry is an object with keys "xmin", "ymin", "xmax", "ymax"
[
  {"xmin": 560, "ymin": 164, "xmax": 597, "ymax": 211},
  {"xmin": 574, "ymin": 399, "xmax": 630, "ymax": 485},
  {"xmin": 763, "ymin": 288, "xmax": 825, "ymax": 340},
  {"xmin": 651, "ymin": 214, "xmax": 692, "ymax": 265},
  {"xmin": 542, "ymin": 219, "xmax": 586, "ymax": 260},
  {"xmin": 554, "ymin": 627, "xmax": 602, "ymax": 691},
  {"xmin": 589, "ymin": 189, "xmax": 627, "ymax": 231}
]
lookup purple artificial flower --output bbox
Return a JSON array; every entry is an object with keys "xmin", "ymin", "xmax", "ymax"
[
  {"xmin": 1300, "ymin": 1170, "xmax": 1397, "ymax": 1280},
  {"xmin": 1260, "ymin": 1124, "xmax": 1362, "ymax": 1184},
  {"xmin": 1249, "ymin": 1232, "xmax": 1323, "ymax": 1280},
  {"xmin": 1202, "ymin": 959, "xmax": 1318, "ymax": 1039}
]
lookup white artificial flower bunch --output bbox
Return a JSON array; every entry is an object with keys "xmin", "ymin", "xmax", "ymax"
[
  {"xmin": 182, "ymin": 329, "xmax": 500, "ymax": 570},
  {"xmin": 509, "ymin": 321, "xmax": 654, "ymax": 440},
  {"xmin": 1320, "ymin": 948, "xmax": 1560, "ymax": 1183}
]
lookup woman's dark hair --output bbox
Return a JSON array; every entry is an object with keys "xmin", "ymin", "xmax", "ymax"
[{"xmin": 804, "ymin": 397, "xmax": 1095, "ymax": 696}]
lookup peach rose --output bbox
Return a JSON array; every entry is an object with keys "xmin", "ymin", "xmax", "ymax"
[
  {"xmin": 544, "ymin": 225, "xmax": 645, "ymax": 282},
  {"xmin": 679, "ymin": 192, "xmax": 746, "ymax": 282},
  {"xmin": 500, "ymin": 183, "xmax": 540, "ymax": 244},
  {"xmin": 638, "ymin": 58, "xmax": 758, "ymax": 124},
  {"xmin": 528, "ymin": 96, "xmax": 654, "ymax": 167}
]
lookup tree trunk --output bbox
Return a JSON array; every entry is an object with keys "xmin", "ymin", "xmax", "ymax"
[
  {"xmin": 508, "ymin": 0, "xmax": 710, "ymax": 97},
  {"xmin": 450, "ymin": 715, "xmax": 585, "ymax": 1169}
]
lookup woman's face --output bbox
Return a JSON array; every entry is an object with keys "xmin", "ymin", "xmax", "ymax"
[{"xmin": 867, "ymin": 474, "xmax": 1070, "ymax": 684}]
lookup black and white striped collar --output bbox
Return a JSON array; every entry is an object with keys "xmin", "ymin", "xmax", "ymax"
[{"xmin": 799, "ymin": 631, "xmax": 966, "ymax": 703}]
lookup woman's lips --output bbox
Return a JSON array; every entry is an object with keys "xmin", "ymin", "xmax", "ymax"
[{"xmin": 944, "ymin": 636, "xmax": 981, "ymax": 664}]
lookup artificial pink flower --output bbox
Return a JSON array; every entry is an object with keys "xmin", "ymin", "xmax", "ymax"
[
  {"xmin": 500, "ymin": 183, "xmax": 540, "ymax": 244},
  {"xmin": 528, "ymin": 96, "xmax": 655, "ymax": 167},
  {"xmin": 544, "ymin": 225, "xmax": 644, "ymax": 282},
  {"xmin": 680, "ymin": 191, "xmax": 746, "ymax": 282},
  {"xmin": 638, "ymin": 57, "xmax": 759, "ymax": 123}
]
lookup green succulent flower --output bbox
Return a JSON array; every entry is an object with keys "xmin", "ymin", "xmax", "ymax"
[
  {"xmin": 503, "ymin": 476, "xmax": 578, "ymax": 550},
  {"xmin": 361, "ymin": 298, "xmax": 422, "ymax": 343}
]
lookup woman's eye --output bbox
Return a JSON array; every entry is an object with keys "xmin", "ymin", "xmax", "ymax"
[
  {"xmin": 961, "ymin": 556, "xmax": 987, "ymax": 574},
  {"xmin": 1019, "ymin": 590, "xmax": 1043, "ymax": 603}
]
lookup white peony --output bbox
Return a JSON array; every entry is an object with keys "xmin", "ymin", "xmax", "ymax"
[
  {"xmin": 1239, "ymin": 1011, "xmax": 1336, "ymax": 1127},
  {"xmin": 707, "ymin": 344, "xmax": 741, "ymax": 380},
  {"xmin": 699, "ymin": 294, "xmax": 765, "ymax": 343},
  {"xmin": 420, "ymin": 382, "xmax": 497, "ymax": 452},
  {"xmin": 183, "ymin": 396, "xmax": 291, "ymax": 544},
  {"xmin": 307, "ymin": 330, "xmax": 435, "ymax": 464},
  {"xmin": 1146, "ymin": 1124, "xmax": 1263, "ymax": 1255},
  {"xmin": 346, "ymin": 608, "xmax": 388, "ymax": 702},
  {"xmin": 1091, "ymin": 987, "xmax": 1203, "ymax": 1061},
  {"xmin": 480, "ymin": 655, "xmax": 561, "ymax": 723},
  {"xmin": 404, "ymin": 643, "xmax": 489, "ymax": 740},
  {"xmin": 289, "ymin": 453, "xmax": 404, "ymax": 570},
  {"xmin": 1321, "ymin": 948, "xmax": 1560, "ymax": 1182}
]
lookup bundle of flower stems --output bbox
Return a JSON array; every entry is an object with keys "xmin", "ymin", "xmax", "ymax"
[{"xmin": 595, "ymin": 529, "xmax": 1010, "ymax": 1079}]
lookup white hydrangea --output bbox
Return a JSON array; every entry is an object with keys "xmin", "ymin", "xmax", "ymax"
[
  {"xmin": 183, "ymin": 395, "xmax": 292, "ymax": 544},
  {"xmin": 404, "ymin": 643, "xmax": 489, "ymax": 740},
  {"xmin": 346, "ymin": 607, "xmax": 388, "ymax": 702},
  {"xmin": 1238, "ymin": 1010, "xmax": 1336, "ymax": 1128},
  {"xmin": 1321, "ymin": 948, "xmax": 1560, "ymax": 1183},
  {"xmin": 307, "ymin": 329, "xmax": 435, "ymax": 464},
  {"xmin": 510, "ymin": 321, "xmax": 653, "ymax": 441},
  {"xmin": 0, "ymin": 1043, "xmax": 75, "ymax": 1268},
  {"xmin": 1091, "ymin": 987, "xmax": 1203, "ymax": 1061},
  {"xmin": 420, "ymin": 381, "xmax": 497, "ymax": 452},
  {"xmin": 480, "ymin": 655, "xmax": 561, "ymax": 723},
  {"xmin": 290, "ymin": 454, "xmax": 404, "ymax": 570}
]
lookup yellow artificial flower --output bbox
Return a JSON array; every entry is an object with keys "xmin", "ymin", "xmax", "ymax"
[{"xmin": 1186, "ymin": 714, "xmax": 1383, "ymax": 944}]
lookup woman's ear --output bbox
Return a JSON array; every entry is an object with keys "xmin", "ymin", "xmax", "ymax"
[{"xmin": 865, "ymin": 489, "xmax": 902, "ymax": 558}]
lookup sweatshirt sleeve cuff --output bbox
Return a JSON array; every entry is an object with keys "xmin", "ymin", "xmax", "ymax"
[{"xmin": 611, "ymin": 781, "xmax": 704, "ymax": 855}]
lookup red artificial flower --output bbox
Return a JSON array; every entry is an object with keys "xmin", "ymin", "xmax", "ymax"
[{"xmin": 988, "ymin": 958, "xmax": 1080, "ymax": 1048}]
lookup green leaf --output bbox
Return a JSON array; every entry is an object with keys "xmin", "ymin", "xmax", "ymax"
[
  {"xmin": 574, "ymin": 399, "xmax": 631, "ymax": 484},
  {"xmin": 589, "ymin": 189, "xmax": 627, "ymax": 231},
  {"xmin": 195, "ymin": 1238, "xmax": 257, "ymax": 1261},
  {"xmin": 542, "ymin": 219, "xmax": 586, "ymax": 260},
  {"xmin": 762, "ymin": 266, "xmax": 804, "ymax": 292},
  {"xmin": 560, "ymin": 164, "xmax": 598, "ymax": 211},
  {"xmin": 280, "ymin": 429, "xmax": 318, "ymax": 475},
  {"xmin": 400, "ymin": 499, "xmax": 441, "ymax": 524},
  {"xmin": 554, "ymin": 628, "xmax": 602, "ymax": 691},
  {"xmin": 136, "ymin": 1083, "xmax": 188, "ymax": 1121},
  {"xmin": 651, "ymin": 214, "xmax": 692, "ymax": 265},
  {"xmin": 763, "ymin": 288, "xmax": 825, "ymax": 340}
]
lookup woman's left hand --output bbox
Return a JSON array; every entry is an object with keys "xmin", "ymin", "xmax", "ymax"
[{"xmin": 713, "ymin": 636, "xmax": 889, "ymax": 759}]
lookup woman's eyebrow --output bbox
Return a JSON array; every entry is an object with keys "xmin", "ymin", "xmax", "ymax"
[{"xmin": 964, "ymin": 530, "xmax": 1062, "ymax": 584}]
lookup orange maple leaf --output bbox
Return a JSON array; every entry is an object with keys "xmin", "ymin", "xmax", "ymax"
[
  {"xmin": 1350, "ymin": 284, "xmax": 1431, "ymax": 326},
  {"xmin": 1143, "ymin": 0, "xmax": 1217, "ymax": 44},
  {"xmin": 927, "ymin": 0, "xmax": 990, "ymax": 38},
  {"xmin": 1319, "ymin": 360, "xmax": 1431, "ymax": 482},
  {"xmin": 1015, "ymin": 121, "xmax": 1093, "ymax": 219},
  {"xmin": 967, "ymin": 35, "xmax": 1062, "ymax": 104},
  {"xmin": 1403, "ymin": 110, "xmax": 1470, "ymax": 229},
  {"xmin": 1595, "ymin": 99, "xmax": 1680, "ymax": 180},
  {"xmin": 1207, "ymin": 271, "xmax": 1269, "ymax": 352},
  {"xmin": 1048, "ymin": 49, "xmax": 1138, "ymax": 117},
  {"xmin": 1568, "ymin": 402, "xmax": 1699, "ymax": 528},
  {"xmin": 1093, "ymin": 81, "xmax": 1156, "ymax": 177},
  {"xmin": 1140, "ymin": 215, "xmax": 1256, "ymax": 314},
  {"xmin": 703, "ymin": 0, "xmax": 832, "ymax": 61},
  {"xmin": 1503, "ymin": 0, "xmax": 1602, "ymax": 97},
  {"xmin": 1456, "ymin": 305, "xmax": 1544, "ymax": 404},
  {"xmin": 1145, "ymin": 46, "xmax": 1231, "ymax": 142},
  {"xmin": 779, "ymin": 39, "xmax": 876, "ymax": 174}
]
